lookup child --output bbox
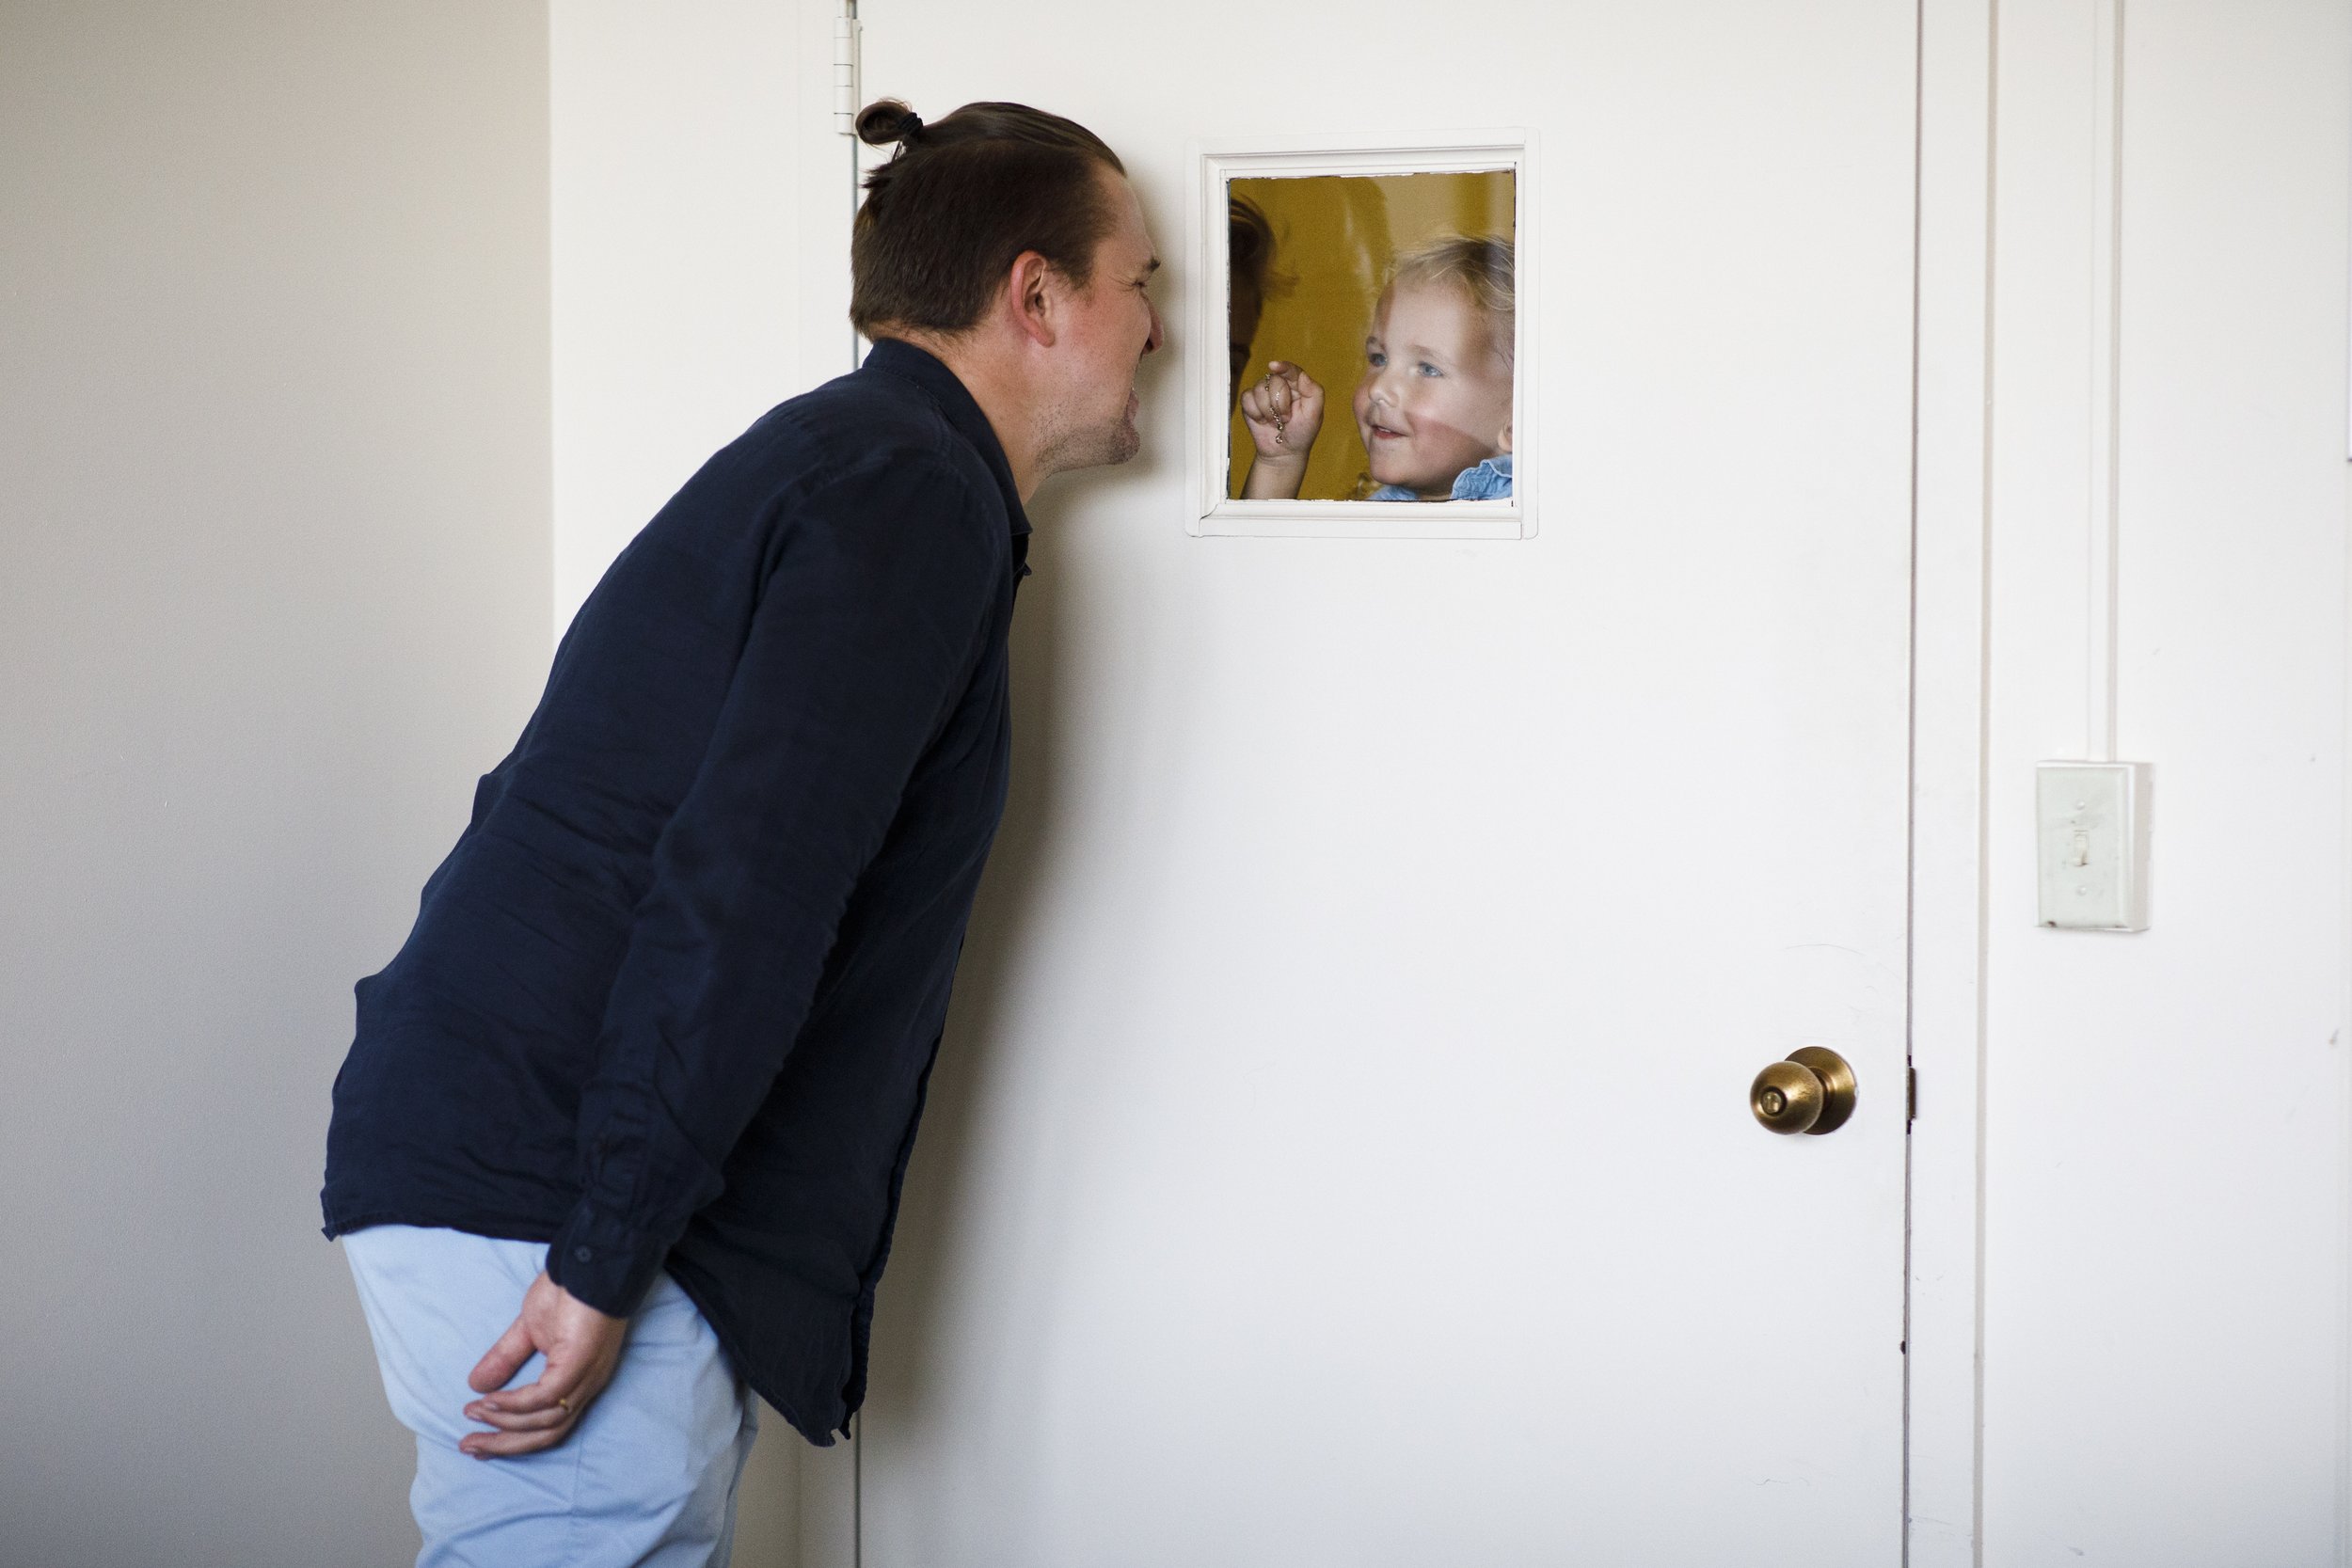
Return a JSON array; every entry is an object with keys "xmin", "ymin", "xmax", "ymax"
[{"xmin": 1238, "ymin": 234, "xmax": 1515, "ymax": 502}]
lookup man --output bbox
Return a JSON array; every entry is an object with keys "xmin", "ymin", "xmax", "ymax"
[{"xmin": 322, "ymin": 98, "xmax": 1162, "ymax": 1564}]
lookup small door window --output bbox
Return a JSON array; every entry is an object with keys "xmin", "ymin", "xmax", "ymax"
[{"xmin": 1190, "ymin": 135, "xmax": 1533, "ymax": 539}]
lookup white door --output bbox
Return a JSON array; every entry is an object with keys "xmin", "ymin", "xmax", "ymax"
[{"xmin": 851, "ymin": 5, "xmax": 1918, "ymax": 1561}]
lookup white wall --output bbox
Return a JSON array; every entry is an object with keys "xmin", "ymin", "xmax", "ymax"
[
  {"xmin": 0, "ymin": 4, "xmax": 550, "ymax": 1564},
  {"xmin": 1979, "ymin": 5, "xmax": 2352, "ymax": 1561},
  {"xmin": 551, "ymin": 0, "xmax": 854, "ymax": 634},
  {"xmin": 548, "ymin": 3, "xmax": 864, "ymax": 1560},
  {"xmin": 1, "ymin": 3, "xmax": 862, "ymax": 1559}
]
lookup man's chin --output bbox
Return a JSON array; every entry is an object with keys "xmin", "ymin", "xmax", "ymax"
[
  {"xmin": 1040, "ymin": 403, "xmax": 1145, "ymax": 478},
  {"xmin": 1107, "ymin": 417, "xmax": 1142, "ymax": 466},
  {"xmin": 1108, "ymin": 395, "xmax": 1143, "ymax": 464},
  {"xmin": 1083, "ymin": 412, "xmax": 1143, "ymax": 469}
]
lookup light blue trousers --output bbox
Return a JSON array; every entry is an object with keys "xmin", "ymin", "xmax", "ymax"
[{"xmin": 344, "ymin": 1225, "xmax": 758, "ymax": 1568}]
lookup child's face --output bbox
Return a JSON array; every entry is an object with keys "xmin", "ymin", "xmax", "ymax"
[{"xmin": 1352, "ymin": 281, "xmax": 1514, "ymax": 496}]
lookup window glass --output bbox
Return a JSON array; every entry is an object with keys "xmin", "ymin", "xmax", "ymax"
[{"xmin": 1227, "ymin": 170, "xmax": 1517, "ymax": 503}]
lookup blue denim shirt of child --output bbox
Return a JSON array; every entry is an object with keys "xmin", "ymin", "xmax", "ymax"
[
  {"xmin": 1369, "ymin": 453, "xmax": 1513, "ymax": 502},
  {"xmin": 1451, "ymin": 453, "xmax": 1513, "ymax": 499}
]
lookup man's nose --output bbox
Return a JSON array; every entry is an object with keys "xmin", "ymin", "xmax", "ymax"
[{"xmin": 1143, "ymin": 301, "xmax": 1166, "ymax": 355}]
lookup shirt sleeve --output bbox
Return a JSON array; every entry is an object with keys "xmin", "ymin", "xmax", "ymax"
[{"xmin": 545, "ymin": 459, "xmax": 1001, "ymax": 1315}]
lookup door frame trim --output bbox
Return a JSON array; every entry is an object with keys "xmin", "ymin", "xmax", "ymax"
[{"xmin": 1905, "ymin": 0, "xmax": 1996, "ymax": 1561}]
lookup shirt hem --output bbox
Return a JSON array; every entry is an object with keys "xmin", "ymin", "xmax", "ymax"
[
  {"xmin": 663, "ymin": 1262, "xmax": 849, "ymax": 1449},
  {"xmin": 322, "ymin": 1206, "xmax": 565, "ymax": 1249}
]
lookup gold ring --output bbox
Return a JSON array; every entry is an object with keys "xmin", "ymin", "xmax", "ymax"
[{"xmin": 556, "ymin": 1395, "xmax": 572, "ymax": 1414}]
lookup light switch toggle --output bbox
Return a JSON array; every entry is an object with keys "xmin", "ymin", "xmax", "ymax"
[{"xmin": 2035, "ymin": 761, "xmax": 2152, "ymax": 931}]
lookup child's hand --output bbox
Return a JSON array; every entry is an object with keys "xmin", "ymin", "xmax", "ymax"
[{"xmin": 1239, "ymin": 361, "xmax": 1325, "ymax": 463}]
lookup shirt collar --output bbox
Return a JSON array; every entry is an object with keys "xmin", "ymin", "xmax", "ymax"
[{"xmin": 861, "ymin": 338, "xmax": 1032, "ymax": 537}]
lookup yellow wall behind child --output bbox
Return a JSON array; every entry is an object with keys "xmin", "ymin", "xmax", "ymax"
[{"xmin": 1228, "ymin": 169, "xmax": 1515, "ymax": 501}]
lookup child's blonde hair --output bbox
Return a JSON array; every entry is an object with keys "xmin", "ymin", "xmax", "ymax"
[{"xmin": 1384, "ymin": 234, "xmax": 1516, "ymax": 367}]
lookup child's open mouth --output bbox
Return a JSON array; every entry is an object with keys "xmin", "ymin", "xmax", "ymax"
[{"xmin": 1368, "ymin": 423, "xmax": 1406, "ymax": 441}]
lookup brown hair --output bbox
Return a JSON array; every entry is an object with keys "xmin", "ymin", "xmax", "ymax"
[
  {"xmin": 1386, "ymin": 233, "xmax": 1516, "ymax": 367},
  {"xmin": 850, "ymin": 99, "xmax": 1126, "ymax": 338},
  {"xmin": 1228, "ymin": 194, "xmax": 1278, "ymax": 304}
]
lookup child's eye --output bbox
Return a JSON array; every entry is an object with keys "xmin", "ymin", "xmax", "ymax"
[
  {"xmin": 1417, "ymin": 362, "xmax": 1443, "ymax": 377},
  {"xmin": 1366, "ymin": 351, "xmax": 1387, "ymax": 368}
]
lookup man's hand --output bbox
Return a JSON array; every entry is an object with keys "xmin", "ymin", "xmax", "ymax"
[{"xmin": 458, "ymin": 1270, "xmax": 628, "ymax": 1459}]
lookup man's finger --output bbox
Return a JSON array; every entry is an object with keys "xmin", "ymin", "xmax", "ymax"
[
  {"xmin": 461, "ymin": 1362, "xmax": 615, "ymax": 1455},
  {"xmin": 462, "ymin": 1399, "xmax": 568, "ymax": 1433},
  {"xmin": 466, "ymin": 1313, "xmax": 537, "ymax": 1396},
  {"xmin": 480, "ymin": 1365, "xmax": 590, "ymax": 1416},
  {"xmin": 460, "ymin": 1421, "xmax": 577, "ymax": 1460}
]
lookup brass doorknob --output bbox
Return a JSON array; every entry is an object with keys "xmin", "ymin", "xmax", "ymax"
[{"xmin": 1749, "ymin": 1046, "xmax": 1857, "ymax": 1135}]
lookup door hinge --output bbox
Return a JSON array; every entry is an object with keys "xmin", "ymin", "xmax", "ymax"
[
  {"xmin": 1906, "ymin": 1065, "xmax": 1917, "ymax": 1124},
  {"xmin": 833, "ymin": 2, "xmax": 861, "ymax": 135}
]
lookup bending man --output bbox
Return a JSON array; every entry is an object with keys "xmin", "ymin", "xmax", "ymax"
[{"xmin": 322, "ymin": 97, "xmax": 1162, "ymax": 1564}]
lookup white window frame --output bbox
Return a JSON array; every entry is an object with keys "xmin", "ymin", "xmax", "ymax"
[{"xmin": 1184, "ymin": 129, "xmax": 1537, "ymax": 540}]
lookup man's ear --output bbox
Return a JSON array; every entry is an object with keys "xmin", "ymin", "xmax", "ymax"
[{"xmin": 1004, "ymin": 250, "xmax": 1059, "ymax": 349}]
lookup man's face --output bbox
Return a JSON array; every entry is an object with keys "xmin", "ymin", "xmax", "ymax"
[{"xmin": 1041, "ymin": 170, "xmax": 1165, "ymax": 473}]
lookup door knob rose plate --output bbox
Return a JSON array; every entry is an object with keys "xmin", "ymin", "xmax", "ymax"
[{"xmin": 1750, "ymin": 1046, "xmax": 1857, "ymax": 1135}]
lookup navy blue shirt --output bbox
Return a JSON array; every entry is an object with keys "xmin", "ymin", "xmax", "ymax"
[{"xmin": 323, "ymin": 341, "xmax": 1026, "ymax": 1444}]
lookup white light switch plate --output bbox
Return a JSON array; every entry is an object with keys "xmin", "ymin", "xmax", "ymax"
[{"xmin": 2036, "ymin": 761, "xmax": 2152, "ymax": 931}]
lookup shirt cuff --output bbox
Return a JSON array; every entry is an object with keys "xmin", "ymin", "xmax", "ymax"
[{"xmin": 545, "ymin": 1203, "xmax": 670, "ymax": 1317}]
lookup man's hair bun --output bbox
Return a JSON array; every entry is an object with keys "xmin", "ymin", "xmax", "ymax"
[
  {"xmin": 854, "ymin": 100, "xmax": 925, "ymax": 149},
  {"xmin": 849, "ymin": 99, "xmax": 1124, "ymax": 338}
]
